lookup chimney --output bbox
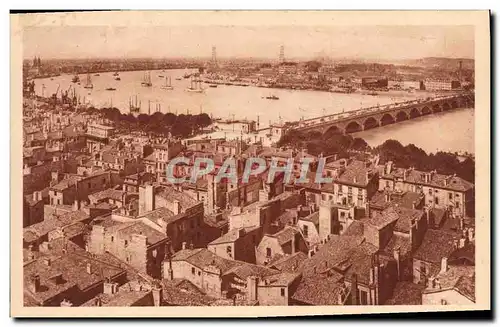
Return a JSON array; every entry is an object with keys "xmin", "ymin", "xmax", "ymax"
[
  {"xmin": 467, "ymin": 228, "xmax": 474, "ymax": 242},
  {"xmin": 246, "ymin": 276, "xmax": 259, "ymax": 304},
  {"xmin": 427, "ymin": 276, "xmax": 435, "ymax": 289},
  {"xmin": 385, "ymin": 161, "xmax": 393, "ymax": 175},
  {"xmin": 173, "ymin": 200, "xmax": 181, "ymax": 215},
  {"xmin": 182, "ymin": 242, "xmax": 187, "ymax": 250},
  {"xmin": 351, "ymin": 274, "xmax": 358, "ymax": 305},
  {"xmin": 29, "ymin": 274, "xmax": 41, "ymax": 293},
  {"xmin": 73, "ymin": 199, "xmax": 80, "ymax": 211},
  {"xmin": 393, "ymin": 248, "xmax": 401, "ymax": 281},
  {"xmin": 403, "ymin": 169, "xmax": 408, "ymax": 181},
  {"xmin": 459, "ymin": 238, "xmax": 466, "ymax": 248},
  {"xmin": 86, "ymin": 262, "xmax": 92, "ymax": 274},
  {"xmin": 103, "ymin": 281, "xmax": 119, "ymax": 295},
  {"xmin": 440, "ymin": 257, "xmax": 448, "ymax": 273},
  {"xmin": 43, "ymin": 257, "xmax": 52, "ymax": 267},
  {"xmin": 152, "ymin": 285, "xmax": 163, "ymax": 307}
]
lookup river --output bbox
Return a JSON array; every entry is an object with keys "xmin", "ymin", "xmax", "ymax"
[{"xmin": 34, "ymin": 69, "xmax": 474, "ymax": 155}]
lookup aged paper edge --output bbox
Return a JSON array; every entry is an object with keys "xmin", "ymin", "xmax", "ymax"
[{"xmin": 10, "ymin": 10, "xmax": 491, "ymax": 317}]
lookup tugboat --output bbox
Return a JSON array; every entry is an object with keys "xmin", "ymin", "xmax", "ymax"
[{"xmin": 141, "ymin": 71, "xmax": 152, "ymax": 87}]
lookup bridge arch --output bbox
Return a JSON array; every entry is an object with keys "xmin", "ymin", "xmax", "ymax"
[
  {"xmin": 323, "ymin": 125, "xmax": 343, "ymax": 136},
  {"xmin": 395, "ymin": 111, "xmax": 409, "ymax": 122},
  {"xmin": 442, "ymin": 102, "xmax": 451, "ymax": 111},
  {"xmin": 345, "ymin": 121, "xmax": 362, "ymax": 134},
  {"xmin": 450, "ymin": 100, "xmax": 458, "ymax": 109},
  {"xmin": 421, "ymin": 106, "xmax": 431, "ymax": 115},
  {"xmin": 380, "ymin": 113, "xmax": 395, "ymax": 126},
  {"xmin": 432, "ymin": 104, "xmax": 442, "ymax": 113},
  {"xmin": 409, "ymin": 107, "xmax": 421, "ymax": 118},
  {"xmin": 363, "ymin": 117, "xmax": 379, "ymax": 130}
]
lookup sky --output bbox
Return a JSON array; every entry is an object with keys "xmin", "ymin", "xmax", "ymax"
[{"xmin": 22, "ymin": 25, "xmax": 475, "ymax": 61}]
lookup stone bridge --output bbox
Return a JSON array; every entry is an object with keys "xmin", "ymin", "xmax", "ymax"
[{"xmin": 289, "ymin": 92, "xmax": 474, "ymax": 135}]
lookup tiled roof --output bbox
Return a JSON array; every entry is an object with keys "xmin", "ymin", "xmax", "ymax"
[
  {"xmin": 299, "ymin": 211, "xmax": 319, "ymax": 226},
  {"xmin": 172, "ymin": 248, "xmax": 240, "ymax": 274},
  {"xmin": 224, "ymin": 262, "xmax": 278, "ymax": 280},
  {"xmin": 155, "ymin": 185, "xmax": 200, "ymax": 209},
  {"xmin": 334, "ymin": 159, "xmax": 376, "ymax": 187},
  {"xmin": 24, "ymin": 252, "xmax": 125, "ymax": 306},
  {"xmin": 116, "ymin": 221, "xmax": 168, "ymax": 246},
  {"xmin": 208, "ymin": 226, "xmax": 260, "ymax": 245},
  {"xmin": 262, "ymin": 272, "xmax": 301, "ymax": 287},
  {"xmin": 292, "ymin": 275, "xmax": 346, "ymax": 305},
  {"xmin": 342, "ymin": 220, "xmax": 365, "ymax": 236},
  {"xmin": 369, "ymin": 190, "xmax": 423, "ymax": 211},
  {"xmin": 389, "ymin": 206, "xmax": 424, "ymax": 234},
  {"xmin": 139, "ymin": 207, "xmax": 176, "ymax": 224},
  {"xmin": 423, "ymin": 265, "xmax": 475, "ymax": 302},
  {"xmin": 380, "ymin": 167, "xmax": 474, "ymax": 192},
  {"xmin": 366, "ymin": 209, "xmax": 399, "ymax": 230},
  {"xmin": 384, "ymin": 281, "xmax": 424, "ymax": 305},
  {"xmin": 272, "ymin": 226, "xmax": 301, "ymax": 246},
  {"xmin": 413, "ymin": 229, "xmax": 461, "ymax": 263},
  {"xmin": 268, "ymin": 252, "xmax": 308, "ymax": 273}
]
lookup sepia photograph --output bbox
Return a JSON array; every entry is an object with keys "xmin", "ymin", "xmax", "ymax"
[{"xmin": 10, "ymin": 10, "xmax": 490, "ymax": 317}]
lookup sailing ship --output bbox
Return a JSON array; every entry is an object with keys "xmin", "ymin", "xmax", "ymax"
[
  {"xmin": 71, "ymin": 75, "xmax": 80, "ymax": 83},
  {"xmin": 141, "ymin": 71, "xmax": 152, "ymax": 87},
  {"xmin": 83, "ymin": 73, "xmax": 93, "ymax": 89},
  {"xmin": 186, "ymin": 77, "xmax": 204, "ymax": 93},
  {"xmin": 129, "ymin": 95, "xmax": 141, "ymax": 113},
  {"xmin": 161, "ymin": 76, "xmax": 174, "ymax": 90}
]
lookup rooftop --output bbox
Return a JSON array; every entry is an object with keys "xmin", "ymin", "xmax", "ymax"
[{"xmin": 413, "ymin": 229, "xmax": 461, "ymax": 263}]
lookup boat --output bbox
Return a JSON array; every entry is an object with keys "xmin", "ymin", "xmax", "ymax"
[
  {"xmin": 265, "ymin": 95, "xmax": 279, "ymax": 100},
  {"xmin": 158, "ymin": 75, "xmax": 165, "ymax": 78},
  {"xmin": 115, "ymin": 77, "xmax": 121, "ymax": 81},
  {"xmin": 129, "ymin": 95, "xmax": 141, "ymax": 113},
  {"xmin": 161, "ymin": 76, "xmax": 174, "ymax": 90},
  {"xmin": 186, "ymin": 77, "xmax": 204, "ymax": 93},
  {"xmin": 105, "ymin": 87, "xmax": 116, "ymax": 91},
  {"xmin": 183, "ymin": 69, "xmax": 191, "ymax": 79},
  {"xmin": 71, "ymin": 75, "xmax": 80, "ymax": 83},
  {"xmin": 83, "ymin": 73, "xmax": 93, "ymax": 89},
  {"xmin": 175, "ymin": 77, "xmax": 182, "ymax": 81},
  {"xmin": 94, "ymin": 73, "xmax": 100, "ymax": 76},
  {"xmin": 113, "ymin": 72, "xmax": 119, "ymax": 76},
  {"xmin": 209, "ymin": 84, "xmax": 218, "ymax": 88},
  {"xmin": 141, "ymin": 71, "xmax": 152, "ymax": 87},
  {"xmin": 367, "ymin": 91, "xmax": 379, "ymax": 96}
]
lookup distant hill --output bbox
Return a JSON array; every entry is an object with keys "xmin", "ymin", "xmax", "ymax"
[{"xmin": 402, "ymin": 57, "xmax": 474, "ymax": 70}]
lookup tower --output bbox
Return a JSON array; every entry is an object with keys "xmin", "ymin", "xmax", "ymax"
[
  {"xmin": 279, "ymin": 45, "xmax": 285, "ymax": 64},
  {"xmin": 211, "ymin": 46, "xmax": 217, "ymax": 68}
]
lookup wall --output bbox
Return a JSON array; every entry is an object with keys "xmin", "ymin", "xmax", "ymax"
[
  {"xmin": 297, "ymin": 220, "xmax": 320, "ymax": 246},
  {"xmin": 255, "ymin": 237, "xmax": 282, "ymax": 266},
  {"xmin": 422, "ymin": 289, "xmax": 474, "ymax": 305}
]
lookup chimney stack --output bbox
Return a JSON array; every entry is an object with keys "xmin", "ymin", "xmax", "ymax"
[
  {"xmin": 152, "ymin": 284, "xmax": 163, "ymax": 307},
  {"xmin": 29, "ymin": 274, "xmax": 41, "ymax": 293},
  {"xmin": 182, "ymin": 242, "xmax": 187, "ymax": 250},
  {"xmin": 173, "ymin": 200, "xmax": 181, "ymax": 215},
  {"xmin": 440, "ymin": 257, "xmax": 448, "ymax": 273}
]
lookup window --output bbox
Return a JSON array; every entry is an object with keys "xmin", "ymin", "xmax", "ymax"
[
  {"xmin": 435, "ymin": 197, "xmax": 439, "ymax": 205},
  {"xmin": 448, "ymin": 193, "xmax": 453, "ymax": 200},
  {"xmin": 441, "ymin": 299, "xmax": 448, "ymax": 305},
  {"xmin": 111, "ymin": 236, "xmax": 114, "ymax": 242},
  {"xmin": 198, "ymin": 271, "xmax": 201, "ymax": 276},
  {"xmin": 385, "ymin": 181, "xmax": 390, "ymax": 188},
  {"xmin": 303, "ymin": 225, "xmax": 309, "ymax": 238},
  {"xmin": 322, "ymin": 194, "xmax": 326, "ymax": 201},
  {"xmin": 428, "ymin": 188, "xmax": 432, "ymax": 195},
  {"xmin": 152, "ymin": 249, "xmax": 157, "ymax": 258},
  {"xmin": 359, "ymin": 290, "xmax": 368, "ymax": 305},
  {"xmin": 280, "ymin": 288, "xmax": 285, "ymax": 297},
  {"xmin": 226, "ymin": 246, "xmax": 232, "ymax": 253},
  {"xmin": 266, "ymin": 247, "xmax": 272, "ymax": 258},
  {"xmin": 124, "ymin": 240, "xmax": 128, "ymax": 247},
  {"xmin": 348, "ymin": 187, "xmax": 352, "ymax": 194},
  {"xmin": 191, "ymin": 267, "xmax": 195, "ymax": 275}
]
